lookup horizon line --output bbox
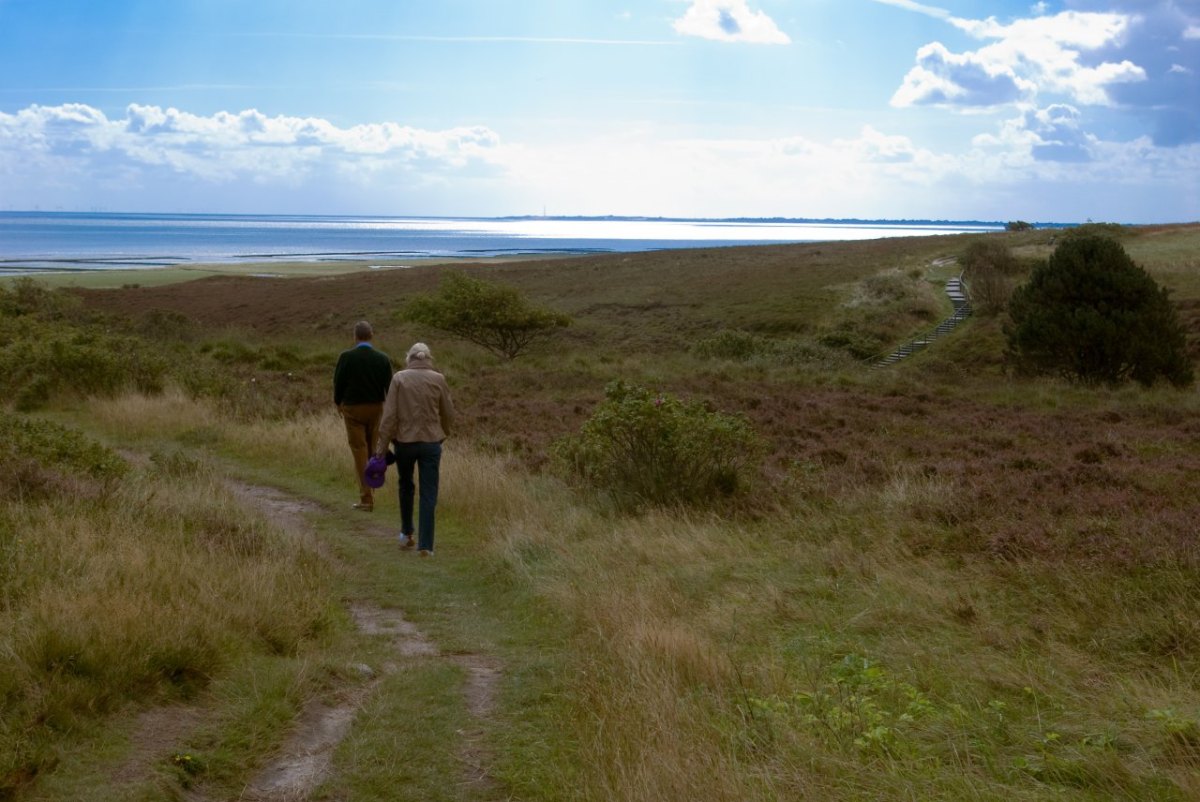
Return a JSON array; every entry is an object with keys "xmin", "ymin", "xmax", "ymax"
[{"xmin": 0, "ymin": 209, "xmax": 1110, "ymax": 227}]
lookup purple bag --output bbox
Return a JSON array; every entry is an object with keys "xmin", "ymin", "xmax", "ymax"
[{"xmin": 364, "ymin": 454, "xmax": 388, "ymax": 488}]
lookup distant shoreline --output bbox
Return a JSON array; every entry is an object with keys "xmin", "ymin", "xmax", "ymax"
[
  {"xmin": 1, "ymin": 210, "xmax": 1048, "ymax": 226},
  {"xmin": 0, "ymin": 212, "xmax": 1010, "ymax": 277}
]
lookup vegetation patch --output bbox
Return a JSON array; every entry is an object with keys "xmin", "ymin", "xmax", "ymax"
[
  {"xmin": 1006, "ymin": 234, "xmax": 1194, "ymax": 387},
  {"xmin": 402, "ymin": 271, "xmax": 571, "ymax": 359},
  {"xmin": 5, "ymin": 225, "xmax": 1199, "ymax": 800},
  {"xmin": 554, "ymin": 380, "xmax": 764, "ymax": 510}
]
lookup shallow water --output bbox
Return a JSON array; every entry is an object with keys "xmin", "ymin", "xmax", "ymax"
[{"xmin": 0, "ymin": 212, "xmax": 1002, "ymax": 273}]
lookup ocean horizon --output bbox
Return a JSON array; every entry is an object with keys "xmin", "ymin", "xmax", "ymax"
[{"xmin": 0, "ymin": 211, "xmax": 1011, "ymax": 275}]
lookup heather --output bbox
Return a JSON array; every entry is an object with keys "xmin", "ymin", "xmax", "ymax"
[{"xmin": 2, "ymin": 223, "xmax": 1198, "ymax": 800}]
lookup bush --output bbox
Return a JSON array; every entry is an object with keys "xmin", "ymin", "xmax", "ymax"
[
  {"xmin": 403, "ymin": 272, "xmax": 570, "ymax": 359},
  {"xmin": 0, "ymin": 415, "xmax": 128, "ymax": 501},
  {"xmin": 694, "ymin": 330, "xmax": 852, "ymax": 369},
  {"xmin": 818, "ymin": 329, "xmax": 884, "ymax": 360},
  {"xmin": 554, "ymin": 381, "xmax": 763, "ymax": 510},
  {"xmin": 0, "ymin": 277, "xmax": 80, "ymax": 319},
  {"xmin": 0, "ymin": 325, "xmax": 168, "ymax": 410},
  {"xmin": 1062, "ymin": 222, "xmax": 1128, "ymax": 241},
  {"xmin": 1005, "ymin": 235, "xmax": 1194, "ymax": 387},
  {"xmin": 692, "ymin": 329, "xmax": 774, "ymax": 361},
  {"xmin": 961, "ymin": 240, "xmax": 1017, "ymax": 315},
  {"xmin": 0, "ymin": 280, "xmax": 169, "ymax": 410},
  {"xmin": 821, "ymin": 268, "xmax": 942, "ymax": 360}
]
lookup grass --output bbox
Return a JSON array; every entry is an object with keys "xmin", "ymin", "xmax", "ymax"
[
  {"xmin": 0, "ymin": 422, "xmax": 339, "ymax": 799},
  {"xmin": 2, "ymin": 224, "xmax": 1199, "ymax": 800}
]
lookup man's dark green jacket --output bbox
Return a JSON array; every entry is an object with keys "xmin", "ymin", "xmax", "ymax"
[{"xmin": 333, "ymin": 344, "xmax": 394, "ymax": 405}]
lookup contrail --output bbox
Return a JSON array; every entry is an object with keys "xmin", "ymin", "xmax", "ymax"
[
  {"xmin": 866, "ymin": 0, "xmax": 953, "ymax": 21},
  {"xmin": 233, "ymin": 33, "xmax": 680, "ymax": 46}
]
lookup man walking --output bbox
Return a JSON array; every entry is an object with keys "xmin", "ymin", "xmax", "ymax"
[{"xmin": 333, "ymin": 321, "xmax": 393, "ymax": 512}]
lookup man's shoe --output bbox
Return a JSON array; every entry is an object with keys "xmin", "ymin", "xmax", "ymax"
[
  {"xmin": 352, "ymin": 503, "xmax": 374, "ymax": 512},
  {"xmin": 398, "ymin": 533, "xmax": 416, "ymax": 549},
  {"xmin": 418, "ymin": 549, "xmax": 433, "ymax": 558}
]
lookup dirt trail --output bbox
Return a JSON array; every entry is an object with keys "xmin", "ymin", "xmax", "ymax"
[
  {"xmin": 109, "ymin": 477, "xmax": 502, "ymax": 800},
  {"xmin": 230, "ymin": 481, "xmax": 504, "ymax": 801}
]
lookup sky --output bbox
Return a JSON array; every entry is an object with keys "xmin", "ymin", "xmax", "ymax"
[{"xmin": 0, "ymin": 0, "xmax": 1197, "ymax": 222}]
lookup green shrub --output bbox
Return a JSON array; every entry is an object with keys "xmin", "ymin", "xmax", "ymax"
[
  {"xmin": 820, "ymin": 267, "xmax": 941, "ymax": 360},
  {"xmin": 694, "ymin": 330, "xmax": 851, "ymax": 369},
  {"xmin": 0, "ymin": 277, "xmax": 80, "ymax": 319},
  {"xmin": 749, "ymin": 654, "xmax": 935, "ymax": 757},
  {"xmin": 134, "ymin": 308, "xmax": 196, "ymax": 341},
  {"xmin": 200, "ymin": 338, "xmax": 260, "ymax": 364},
  {"xmin": 554, "ymin": 381, "xmax": 763, "ymax": 510},
  {"xmin": 0, "ymin": 280, "xmax": 168, "ymax": 409},
  {"xmin": 1005, "ymin": 235, "xmax": 1194, "ymax": 387},
  {"xmin": 0, "ymin": 415, "xmax": 128, "ymax": 501},
  {"xmin": 402, "ymin": 271, "xmax": 570, "ymax": 360},
  {"xmin": 962, "ymin": 240, "xmax": 1018, "ymax": 315},
  {"xmin": 1061, "ymin": 222, "xmax": 1129, "ymax": 241},
  {"xmin": 692, "ymin": 329, "xmax": 774, "ymax": 360},
  {"xmin": 818, "ymin": 328, "xmax": 884, "ymax": 360},
  {"xmin": 0, "ymin": 326, "xmax": 168, "ymax": 410}
]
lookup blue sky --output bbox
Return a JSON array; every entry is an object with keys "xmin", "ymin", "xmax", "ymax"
[{"xmin": 0, "ymin": 0, "xmax": 1197, "ymax": 222}]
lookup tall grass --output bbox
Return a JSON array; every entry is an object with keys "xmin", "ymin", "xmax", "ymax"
[
  {"xmin": 15, "ymin": 224, "xmax": 1199, "ymax": 799},
  {"xmin": 423, "ymin": 429, "xmax": 1200, "ymax": 800},
  {"xmin": 0, "ymin": 413, "xmax": 335, "ymax": 795}
]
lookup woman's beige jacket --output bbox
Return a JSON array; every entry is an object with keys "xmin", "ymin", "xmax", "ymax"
[{"xmin": 375, "ymin": 358, "xmax": 454, "ymax": 451}]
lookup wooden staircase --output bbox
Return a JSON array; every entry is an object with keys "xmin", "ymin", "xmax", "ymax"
[{"xmin": 873, "ymin": 275, "xmax": 973, "ymax": 368}]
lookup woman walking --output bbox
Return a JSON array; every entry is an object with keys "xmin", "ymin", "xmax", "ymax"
[{"xmin": 375, "ymin": 343, "xmax": 455, "ymax": 556}]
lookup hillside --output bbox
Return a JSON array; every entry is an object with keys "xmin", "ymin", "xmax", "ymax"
[{"xmin": 2, "ymin": 224, "xmax": 1199, "ymax": 801}]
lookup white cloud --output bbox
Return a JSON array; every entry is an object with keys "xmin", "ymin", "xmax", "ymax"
[
  {"xmin": 890, "ymin": 2, "xmax": 1200, "ymax": 145},
  {"xmin": 893, "ymin": 11, "xmax": 1145, "ymax": 109},
  {"xmin": 1, "ymin": 102, "xmax": 499, "ymax": 168},
  {"xmin": 672, "ymin": 0, "xmax": 790, "ymax": 44},
  {"xmin": 975, "ymin": 104, "xmax": 1096, "ymax": 163},
  {"xmin": 494, "ymin": 121, "xmax": 1197, "ymax": 222},
  {"xmin": 892, "ymin": 42, "xmax": 1034, "ymax": 106},
  {"xmin": 2, "ymin": 102, "xmax": 1197, "ymax": 222},
  {"xmin": 0, "ymin": 103, "xmax": 504, "ymax": 211}
]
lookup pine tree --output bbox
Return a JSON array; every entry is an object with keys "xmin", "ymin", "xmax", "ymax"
[{"xmin": 1004, "ymin": 235, "xmax": 1194, "ymax": 387}]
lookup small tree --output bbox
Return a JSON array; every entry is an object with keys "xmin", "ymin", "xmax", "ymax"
[
  {"xmin": 961, "ymin": 239, "xmax": 1017, "ymax": 315},
  {"xmin": 1005, "ymin": 235, "xmax": 1194, "ymax": 387},
  {"xmin": 1005, "ymin": 220, "xmax": 1034, "ymax": 232},
  {"xmin": 402, "ymin": 272, "xmax": 570, "ymax": 360}
]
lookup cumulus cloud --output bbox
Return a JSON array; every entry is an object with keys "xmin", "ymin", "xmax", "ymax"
[
  {"xmin": 892, "ymin": 42, "xmax": 1034, "ymax": 106},
  {"xmin": 893, "ymin": 11, "xmax": 1144, "ymax": 109},
  {"xmin": 1, "ymin": 101, "xmax": 1196, "ymax": 222},
  {"xmin": 890, "ymin": 1, "xmax": 1200, "ymax": 145},
  {"xmin": 975, "ymin": 104, "xmax": 1096, "ymax": 162},
  {"xmin": 0, "ymin": 102, "xmax": 501, "ymax": 183},
  {"xmin": 0, "ymin": 103, "xmax": 504, "ymax": 213},
  {"xmin": 672, "ymin": 0, "xmax": 790, "ymax": 44}
]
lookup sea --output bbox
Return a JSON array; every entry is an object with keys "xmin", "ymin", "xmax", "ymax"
[{"xmin": 0, "ymin": 212, "xmax": 1004, "ymax": 275}]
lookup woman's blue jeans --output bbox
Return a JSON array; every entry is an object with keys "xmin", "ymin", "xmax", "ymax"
[{"xmin": 395, "ymin": 441, "xmax": 442, "ymax": 552}]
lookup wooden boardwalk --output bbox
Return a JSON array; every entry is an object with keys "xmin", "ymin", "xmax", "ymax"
[{"xmin": 873, "ymin": 275, "xmax": 973, "ymax": 368}]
